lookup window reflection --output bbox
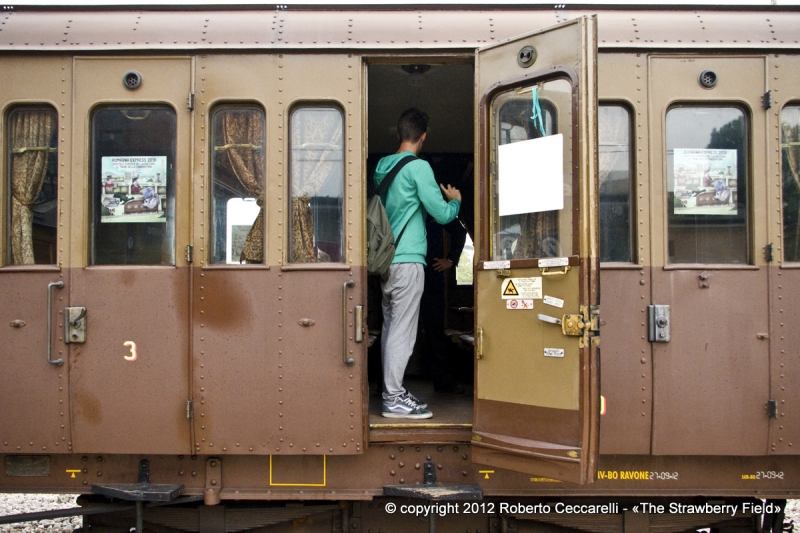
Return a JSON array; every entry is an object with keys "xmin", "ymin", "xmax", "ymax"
[
  {"xmin": 490, "ymin": 78, "xmax": 573, "ymax": 261},
  {"xmin": 289, "ymin": 106, "xmax": 344, "ymax": 263},
  {"xmin": 599, "ymin": 105, "xmax": 633, "ymax": 263},
  {"xmin": 666, "ymin": 106, "xmax": 748, "ymax": 264},
  {"xmin": 6, "ymin": 106, "xmax": 58, "ymax": 265},
  {"xmin": 782, "ymin": 105, "xmax": 800, "ymax": 263},
  {"xmin": 91, "ymin": 106, "xmax": 176, "ymax": 265}
]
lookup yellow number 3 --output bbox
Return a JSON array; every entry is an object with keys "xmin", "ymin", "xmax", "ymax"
[{"xmin": 123, "ymin": 341, "xmax": 138, "ymax": 361}]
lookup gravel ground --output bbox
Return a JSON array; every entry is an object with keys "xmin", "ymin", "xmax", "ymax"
[
  {"xmin": 0, "ymin": 494, "xmax": 80, "ymax": 533},
  {"xmin": 0, "ymin": 495, "xmax": 797, "ymax": 532}
]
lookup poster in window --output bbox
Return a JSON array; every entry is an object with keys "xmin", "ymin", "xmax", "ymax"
[
  {"xmin": 100, "ymin": 156, "xmax": 168, "ymax": 223},
  {"xmin": 673, "ymin": 149, "xmax": 737, "ymax": 216}
]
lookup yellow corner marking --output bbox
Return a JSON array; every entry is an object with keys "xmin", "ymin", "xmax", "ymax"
[
  {"xmin": 478, "ymin": 470, "xmax": 494, "ymax": 479},
  {"xmin": 66, "ymin": 470, "xmax": 81, "ymax": 478},
  {"xmin": 268, "ymin": 455, "xmax": 327, "ymax": 487},
  {"xmin": 503, "ymin": 280, "xmax": 519, "ymax": 296},
  {"xmin": 567, "ymin": 450, "xmax": 579, "ymax": 458},
  {"xmin": 600, "ymin": 395, "xmax": 607, "ymax": 416}
]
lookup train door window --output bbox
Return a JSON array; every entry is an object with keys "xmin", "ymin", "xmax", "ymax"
[
  {"xmin": 666, "ymin": 105, "xmax": 749, "ymax": 264},
  {"xmin": 5, "ymin": 105, "xmax": 58, "ymax": 265},
  {"xmin": 599, "ymin": 104, "xmax": 634, "ymax": 263},
  {"xmin": 491, "ymin": 78, "xmax": 572, "ymax": 260},
  {"xmin": 90, "ymin": 105, "xmax": 176, "ymax": 265},
  {"xmin": 288, "ymin": 105, "xmax": 344, "ymax": 263},
  {"xmin": 782, "ymin": 105, "xmax": 800, "ymax": 263},
  {"xmin": 210, "ymin": 104, "xmax": 266, "ymax": 264}
]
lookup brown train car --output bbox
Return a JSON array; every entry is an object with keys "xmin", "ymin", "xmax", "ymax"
[{"xmin": 0, "ymin": 4, "xmax": 799, "ymax": 532}]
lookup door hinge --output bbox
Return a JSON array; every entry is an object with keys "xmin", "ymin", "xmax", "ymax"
[
  {"xmin": 763, "ymin": 90, "xmax": 772, "ymax": 110},
  {"xmin": 765, "ymin": 243, "xmax": 774, "ymax": 262},
  {"xmin": 188, "ymin": 92, "xmax": 195, "ymax": 111},
  {"xmin": 186, "ymin": 244, "xmax": 193, "ymax": 264},
  {"xmin": 186, "ymin": 399, "xmax": 194, "ymax": 419}
]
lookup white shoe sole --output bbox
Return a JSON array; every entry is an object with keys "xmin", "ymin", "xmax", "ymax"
[{"xmin": 381, "ymin": 411, "xmax": 433, "ymax": 419}]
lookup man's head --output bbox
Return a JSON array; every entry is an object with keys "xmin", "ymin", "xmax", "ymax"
[{"xmin": 397, "ymin": 108, "xmax": 428, "ymax": 143}]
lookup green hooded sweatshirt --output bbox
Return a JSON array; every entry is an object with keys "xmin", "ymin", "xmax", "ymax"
[{"xmin": 374, "ymin": 152, "xmax": 461, "ymax": 265}]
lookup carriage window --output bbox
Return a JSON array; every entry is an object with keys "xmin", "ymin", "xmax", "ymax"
[
  {"xmin": 782, "ymin": 105, "xmax": 800, "ymax": 263},
  {"xmin": 289, "ymin": 106, "xmax": 344, "ymax": 263},
  {"xmin": 599, "ymin": 104, "xmax": 634, "ymax": 263},
  {"xmin": 90, "ymin": 105, "xmax": 176, "ymax": 265},
  {"xmin": 490, "ymin": 78, "xmax": 573, "ymax": 261},
  {"xmin": 210, "ymin": 105, "xmax": 266, "ymax": 264},
  {"xmin": 5, "ymin": 106, "xmax": 58, "ymax": 266},
  {"xmin": 666, "ymin": 106, "xmax": 748, "ymax": 264}
]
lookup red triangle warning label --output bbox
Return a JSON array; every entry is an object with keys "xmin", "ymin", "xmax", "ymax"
[{"xmin": 503, "ymin": 280, "xmax": 519, "ymax": 296}]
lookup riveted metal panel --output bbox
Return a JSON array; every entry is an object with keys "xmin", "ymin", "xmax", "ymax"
[
  {"xmin": 769, "ymin": 54, "xmax": 800, "ymax": 455},
  {"xmin": 597, "ymin": 53, "xmax": 653, "ymax": 456},
  {"xmin": 68, "ymin": 57, "xmax": 193, "ymax": 454},
  {"xmin": 190, "ymin": 53, "xmax": 366, "ymax": 455},
  {"xmin": 648, "ymin": 56, "xmax": 769, "ymax": 455},
  {"xmin": 0, "ymin": 55, "xmax": 73, "ymax": 454},
  {"xmin": 0, "ymin": 9, "xmax": 799, "ymax": 53}
]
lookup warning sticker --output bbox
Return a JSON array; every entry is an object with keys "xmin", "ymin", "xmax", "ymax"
[
  {"xmin": 506, "ymin": 299, "xmax": 534, "ymax": 310},
  {"xmin": 501, "ymin": 277, "xmax": 542, "ymax": 300}
]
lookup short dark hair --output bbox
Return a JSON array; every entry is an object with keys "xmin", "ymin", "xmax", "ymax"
[{"xmin": 397, "ymin": 108, "xmax": 428, "ymax": 142}]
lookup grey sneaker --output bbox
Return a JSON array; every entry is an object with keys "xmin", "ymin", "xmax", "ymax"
[
  {"xmin": 406, "ymin": 391, "xmax": 427, "ymax": 409},
  {"xmin": 382, "ymin": 393, "xmax": 433, "ymax": 419}
]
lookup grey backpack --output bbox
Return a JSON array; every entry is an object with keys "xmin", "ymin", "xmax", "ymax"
[{"xmin": 366, "ymin": 155, "xmax": 416, "ymax": 276}]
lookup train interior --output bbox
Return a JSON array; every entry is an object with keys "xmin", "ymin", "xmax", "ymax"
[{"xmin": 366, "ymin": 61, "xmax": 476, "ymax": 433}]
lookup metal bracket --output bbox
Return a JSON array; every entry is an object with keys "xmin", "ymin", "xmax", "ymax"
[
  {"xmin": 648, "ymin": 305, "xmax": 671, "ymax": 342},
  {"xmin": 205, "ymin": 457, "xmax": 222, "ymax": 506},
  {"xmin": 64, "ymin": 307, "xmax": 87, "ymax": 344},
  {"xmin": 767, "ymin": 399, "xmax": 778, "ymax": 419},
  {"xmin": 561, "ymin": 305, "xmax": 599, "ymax": 348}
]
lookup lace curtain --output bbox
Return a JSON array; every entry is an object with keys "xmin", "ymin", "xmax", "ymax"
[
  {"xmin": 289, "ymin": 108, "xmax": 343, "ymax": 263},
  {"xmin": 9, "ymin": 109, "xmax": 56, "ymax": 265},
  {"xmin": 220, "ymin": 111, "xmax": 265, "ymax": 263}
]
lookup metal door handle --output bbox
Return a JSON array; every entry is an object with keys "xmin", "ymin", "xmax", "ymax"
[
  {"xmin": 537, "ymin": 313, "xmax": 562, "ymax": 325},
  {"xmin": 540, "ymin": 266, "xmax": 571, "ymax": 276},
  {"xmin": 342, "ymin": 280, "xmax": 355, "ymax": 366},
  {"xmin": 47, "ymin": 281, "xmax": 64, "ymax": 366}
]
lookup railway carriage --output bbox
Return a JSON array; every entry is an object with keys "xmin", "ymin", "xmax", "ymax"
[{"xmin": 1, "ymin": 4, "xmax": 800, "ymax": 532}]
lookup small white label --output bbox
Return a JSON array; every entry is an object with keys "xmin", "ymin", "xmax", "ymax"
[
  {"xmin": 500, "ymin": 277, "xmax": 542, "ymax": 299},
  {"xmin": 543, "ymin": 295, "xmax": 564, "ymax": 308},
  {"xmin": 506, "ymin": 299, "xmax": 534, "ymax": 310},
  {"xmin": 484, "ymin": 260, "xmax": 510, "ymax": 270},
  {"xmin": 538, "ymin": 257, "xmax": 570, "ymax": 268},
  {"xmin": 544, "ymin": 348, "xmax": 565, "ymax": 358}
]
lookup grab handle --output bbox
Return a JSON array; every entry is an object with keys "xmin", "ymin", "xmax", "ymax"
[
  {"xmin": 342, "ymin": 280, "xmax": 355, "ymax": 366},
  {"xmin": 47, "ymin": 281, "xmax": 65, "ymax": 366}
]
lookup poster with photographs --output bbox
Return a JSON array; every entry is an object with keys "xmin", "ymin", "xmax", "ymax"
[
  {"xmin": 100, "ymin": 156, "xmax": 168, "ymax": 223},
  {"xmin": 673, "ymin": 149, "xmax": 737, "ymax": 216}
]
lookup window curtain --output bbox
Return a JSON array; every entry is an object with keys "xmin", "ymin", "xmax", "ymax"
[
  {"xmin": 221, "ymin": 111, "xmax": 265, "ymax": 263},
  {"xmin": 289, "ymin": 109, "xmax": 343, "ymax": 263},
  {"xmin": 9, "ymin": 109, "xmax": 55, "ymax": 265}
]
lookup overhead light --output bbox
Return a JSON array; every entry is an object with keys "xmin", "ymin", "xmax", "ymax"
[{"xmin": 402, "ymin": 64, "xmax": 431, "ymax": 88}]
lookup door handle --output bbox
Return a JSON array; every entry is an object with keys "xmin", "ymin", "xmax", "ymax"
[
  {"xmin": 537, "ymin": 313, "xmax": 562, "ymax": 325},
  {"xmin": 47, "ymin": 281, "xmax": 64, "ymax": 366},
  {"xmin": 342, "ymin": 280, "xmax": 355, "ymax": 366}
]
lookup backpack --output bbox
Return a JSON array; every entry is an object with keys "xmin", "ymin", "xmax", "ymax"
[{"xmin": 366, "ymin": 155, "xmax": 417, "ymax": 276}]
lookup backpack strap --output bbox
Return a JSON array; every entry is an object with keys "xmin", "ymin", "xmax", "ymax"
[
  {"xmin": 373, "ymin": 155, "xmax": 417, "ymax": 249},
  {"xmin": 374, "ymin": 155, "xmax": 417, "ymax": 197}
]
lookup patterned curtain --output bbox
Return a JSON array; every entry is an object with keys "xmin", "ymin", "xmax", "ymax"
[
  {"xmin": 221, "ymin": 111, "xmax": 265, "ymax": 263},
  {"xmin": 598, "ymin": 106, "xmax": 628, "ymax": 189},
  {"xmin": 782, "ymin": 121, "xmax": 800, "ymax": 260},
  {"xmin": 9, "ymin": 109, "xmax": 55, "ymax": 265},
  {"xmin": 291, "ymin": 195, "xmax": 315, "ymax": 262}
]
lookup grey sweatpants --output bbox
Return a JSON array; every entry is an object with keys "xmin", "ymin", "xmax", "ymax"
[{"xmin": 380, "ymin": 263, "xmax": 425, "ymax": 400}]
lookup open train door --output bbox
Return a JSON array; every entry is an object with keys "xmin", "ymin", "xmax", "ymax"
[{"xmin": 472, "ymin": 16, "xmax": 600, "ymax": 485}]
